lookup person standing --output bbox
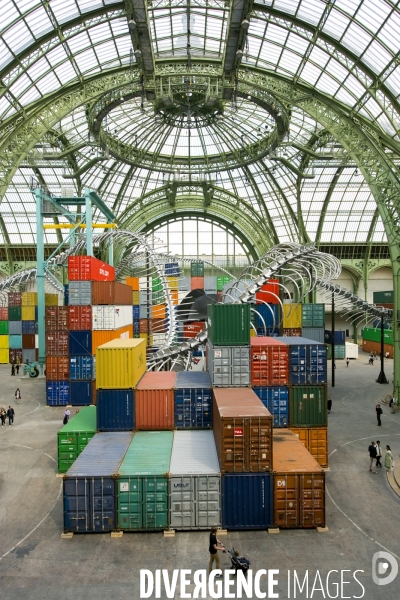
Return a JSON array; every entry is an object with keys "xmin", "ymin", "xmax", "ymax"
[
  {"xmin": 7, "ymin": 405, "xmax": 15, "ymax": 426},
  {"xmin": 346, "ymin": 358, "xmax": 349, "ymax": 367},
  {"xmin": 327, "ymin": 397, "xmax": 332, "ymax": 414},
  {"xmin": 389, "ymin": 395, "xmax": 396, "ymax": 414},
  {"xmin": 63, "ymin": 408, "xmax": 70, "ymax": 424},
  {"xmin": 15, "ymin": 362, "xmax": 20, "ymax": 375},
  {"xmin": 376, "ymin": 403, "xmax": 383, "ymax": 426},
  {"xmin": 385, "ymin": 445, "xmax": 393, "ymax": 471},
  {"xmin": 11, "ymin": 362, "xmax": 15, "ymax": 376},
  {"xmin": 15, "ymin": 388, "xmax": 21, "ymax": 404},
  {"xmin": 368, "ymin": 442, "xmax": 377, "ymax": 473},
  {"xmin": 375, "ymin": 441, "xmax": 383, "ymax": 467},
  {"xmin": 208, "ymin": 526, "xmax": 225, "ymax": 576},
  {"xmin": 0, "ymin": 407, "xmax": 6, "ymax": 426}
]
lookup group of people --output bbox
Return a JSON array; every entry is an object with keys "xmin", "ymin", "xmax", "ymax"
[
  {"xmin": 368, "ymin": 441, "xmax": 393, "ymax": 473},
  {"xmin": 0, "ymin": 405, "xmax": 15, "ymax": 426},
  {"xmin": 10, "ymin": 361, "xmax": 21, "ymax": 376}
]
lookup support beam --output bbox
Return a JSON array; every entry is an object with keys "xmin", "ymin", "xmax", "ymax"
[
  {"xmin": 223, "ymin": 1, "xmax": 253, "ymax": 74},
  {"xmin": 33, "ymin": 188, "xmax": 45, "ymax": 367},
  {"xmin": 124, "ymin": 0, "xmax": 155, "ymax": 75}
]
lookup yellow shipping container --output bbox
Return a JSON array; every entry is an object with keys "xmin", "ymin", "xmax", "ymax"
[
  {"xmin": 250, "ymin": 329, "xmax": 257, "ymax": 337},
  {"xmin": 283, "ymin": 303, "xmax": 302, "ymax": 328},
  {"xmin": 0, "ymin": 335, "xmax": 9, "ymax": 349},
  {"xmin": 166, "ymin": 276, "xmax": 178, "ymax": 289},
  {"xmin": 126, "ymin": 277, "xmax": 139, "ymax": 291},
  {"xmin": 45, "ymin": 293, "xmax": 58, "ymax": 306},
  {"xmin": 152, "ymin": 304, "xmax": 166, "ymax": 319},
  {"xmin": 132, "ymin": 291, "xmax": 139, "ymax": 305},
  {"xmin": 140, "ymin": 332, "xmax": 153, "ymax": 346},
  {"xmin": 22, "ymin": 306, "xmax": 35, "ymax": 321},
  {"xmin": 92, "ymin": 325, "xmax": 133, "ymax": 355},
  {"xmin": 0, "ymin": 348, "xmax": 9, "ymax": 363},
  {"xmin": 96, "ymin": 338, "xmax": 146, "ymax": 389},
  {"xmin": 21, "ymin": 292, "xmax": 38, "ymax": 306}
]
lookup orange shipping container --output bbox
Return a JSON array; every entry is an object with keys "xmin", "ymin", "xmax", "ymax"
[
  {"xmin": 139, "ymin": 319, "xmax": 153, "ymax": 333},
  {"xmin": 170, "ymin": 290, "xmax": 179, "ymax": 305},
  {"xmin": 289, "ymin": 427, "xmax": 328, "ymax": 468},
  {"xmin": 126, "ymin": 277, "xmax": 139, "ymax": 291},
  {"xmin": 191, "ymin": 276, "xmax": 204, "ymax": 290},
  {"xmin": 92, "ymin": 324, "xmax": 133, "ymax": 355},
  {"xmin": 135, "ymin": 372, "xmax": 177, "ymax": 430},
  {"xmin": 362, "ymin": 339, "xmax": 393, "ymax": 358},
  {"xmin": 256, "ymin": 279, "xmax": 280, "ymax": 304},
  {"xmin": 46, "ymin": 357, "xmax": 69, "ymax": 380},
  {"xmin": 250, "ymin": 337, "xmax": 289, "ymax": 386},
  {"xmin": 152, "ymin": 304, "xmax": 166, "ymax": 319},
  {"xmin": 183, "ymin": 321, "xmax": 205, "ymax": 338},
  {"xmin": 273, "ymin": 430, "xmax": 325, "ymax": 529}
]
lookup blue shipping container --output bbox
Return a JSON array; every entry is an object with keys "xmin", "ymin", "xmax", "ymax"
[
  {"xmin": 133, "ymin": 320, "xmax": 140, "ymax": 334},
  {"xmin": 253, "ymin": 387, "xmax": 289, "ymax": 428},
  {"xmin": 165, "ymin": 262, "xmax": 180, "ymax": 276},
  {"xmin": 63, "ymin": 432, "xmax": 133, "ymax": 533},
  {"xmin": 175, "ymin": 371, "xmax": 212, "ymax": 429},
  {"xmin": 276, "ymin": 336, "xmax": 327, "ymax": 385},
  {"xmin": 132, "ymin": 305, "xmax": 140, "ymax": 320},
  {"xmin": 64, "ymin": 284, "xmax": 69, "ymax": 306},
  {"xmin": 97, "ymin": 389, "xmax": 135, "ymax": 431},
  {"xmin": 9, "ymin": 334, "xmax": 22, "ymax": 349},
  {"xmin": 254, "ymin": 304, "xmax": 279, "ymax": 330},
  {"xmin": 69, "ymin": 380, "xmax": 93, "ymax": 406},
  {"xmin": 46, "ymin": 381, "xmax": 70, "ymax": 406},
  {"xmin": 68, "ymin": 330, "xmax": 92, "ymax": 356},
  {"xmin": 69, "ymin": 356, "xmax": 93, "ymax": 380},
  {"xmin": 221, "ymin": 473, "xmax": 273, "ymax": 530},
  {"xmin": 324, "ymin": 330, "xmax": 345, "ymax": 345},
  {"xmin": 22, "ymin": 320, "xmax": 36, "ymax": 335}
]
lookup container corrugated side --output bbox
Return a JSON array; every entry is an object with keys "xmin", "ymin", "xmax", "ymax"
[
  {"xmin": 63, "ymin": 432, "xmax": 133, "ymax": 533},
  {"xmin": 289, "ymin": 385, "xmax": 327, "ymax": 427},
  {"xmin": 290, "ymin": 427, "xmax": 328, "ymax": 468},
  {"xmin": 250, "ymin": 337, "xmax": 289, "ymax": 386},
  {"xmin": 57, "ymin": 406, "xmax": 96, "ymax": 473},
  {"xmin": 301, "ymin": 328, "xmax": 325, "ymax": 344},
  {"xmin": 175, "ymin": 371, "xmax": 212, "ymax": 429},
  {"xmin": 69, "ymin": 380, "xmax": 93, "ymax": 406},
  {"xmin": 282, "ymin": 304, "xmax": 302, "ymax": 328},
  {"xmin": 207, "ymin": 303, "xmax": 250, "ymax": 346},
  {"xmin": 276, "ymin": 336, "xmax": 327, "ymax": 385},
  {"xmin": 91, "ymin": 281, "xmax": 132, "ymax": 305},
  {"xmin": 169, "ymin": 431, "xmax": 221, "ymax": 530},
  {"xmin": 117, "ymin": 431, "xmax": 174, "ymax": 531},
  {"xmin": 222, "ymin": 473, "xmax": 273, "ymax": 530},
  {"xmin": 68, "ymin": 331, "xmax": 92, "ymax": 356},
  {"xmin": 96, "ymin": 338, "xmax": 146, "ymax": 389},
  {"xmin": 362, "ymin": 327, "xmax": 393, "ymax": 345},
  {"xmin": 97, "ymin": 389, "xmax": 134, "ymax": 431},
  {"xmin": 253, "ymin": 386, "xmax": 289, "ymax": 428},
  {"xmin": 92, "ymin": 325, "xmax": 133, "ymax": 355}
]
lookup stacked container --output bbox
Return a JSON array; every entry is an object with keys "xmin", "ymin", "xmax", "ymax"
[
  {"xmin": 361, "ymin": 327, "xmax": 393, "ymax": 357},
  {"xmin": 8, "ymin": 292, "xmax": 22, "ymax": 362},
  {"xmin": 0, "ymin": 307, "xmax": 9, "ymax": 363},
  {"xmin": 324, "ymin": 330, "xmax": 346, "ymax": 359},
  {"xmin": 46, "ymin": 306, "xmax": 70, "ymax": 406},
  {"xmin": 126, "ymin": 277, "xmax": 140, "ymax": 338},
  {"xmin": 190, "ymin": 260, "xmax": 204, "ymax": 290},
  {"xmin": 57, "ymin": 406, "xmax": 96, "ymax": 473},
  {"xmin": 301, "ymin": 303, "xmax": 325, "ymax": 343},
  {"xmin": 135, "ymin": 371, "xmax": 176, "ymax": 430},
  {"xmin": 174, "ymin": 371, "xmax": 212, "ymax": 429}
]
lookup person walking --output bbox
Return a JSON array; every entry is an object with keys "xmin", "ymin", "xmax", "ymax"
[
  {"xmin": 11, "ymin": 362, "xmax": 15, "ymax": 376},
  {"xmin": 208, "ymin": 526, "xmax": 225, "ymax": 576},
  {"xmin": 389, "ymin": 395, "xmax": 396, "ymax": 414},
  {"xmin": 327, "ymin": 397, "xmax": 332, "ymax": 414},
  {"xmin": 385, "ymin": 445, "xmax": 394, "ymax": 471},
  {"xmin": 15, "ymin": 362, "xmax": 20, "ymax": 375},
  {"xmin": 368, "ymin": 442, "xmax": 377, "ymax": 473},
  {"xmin": 376, "ymin": 403, "xmax": 383, "ymax": 426},
  {"xmin": 7, "ymin": 405, "xmax": 15, "ymax": 426},
  {"xmin": 346, "ymin": 358, "xmax": 349, "ymax": 367},
  {"xmin": 15, "ymin": 388, "xmax": 21, "ymax": 404},
  {"xmin": 375, "ymin": 441, "xmax": 383, "ymax": 467},
  {"xmin": 63, "ymin": 408, "xmax": 70, "ymax": 425},
  {"xmin": 0, "ymin": 407, "xmax": 6, "ymax": 426}
]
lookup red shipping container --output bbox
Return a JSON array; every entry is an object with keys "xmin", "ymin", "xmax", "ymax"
[
  {"xmin": 9, "ymin": 349, "xmax": 22, "ymax": 364},
  {"xmin": 135, "ymin": 372, "xmax": 177, "ymax": 430},
  {"xmin": 68, "ymin": 306, "xmax": 92, "ymax": 330},
  {"xmin": 68, "ymin": 256, "xmax": 115, "ymax": 281},
  {"xmin": 8, "ymin": 292, "xmax": 22, "ymax": 306},
  {"xmin": 139, "ymin": 319, "xmax": 153, "ymax": 333},
  {"xmin": 91, "ymin": 282, "xmax": 132, "ymax": 305},
  {"xmin": 183, "ymin": 321, "xmax": 205, "ymax": 338},
  {"xmin": 45, "ymin": 332, "xmax": 69, "ymax": 356},
  {"xmin": 191, "ymin": 276, "xmax": 204, "ymax": 290},
  {"xmin": 256, "ymin": 279, "xmax": 280, "ymax": 304},
  {"xmin": 217, "ymin": 291, "xmax": 223, "ymax": 302},
  {"xmin": 45, "ymin": 307, "xmax": 69, "ymax": 331},
  {"xmin": 250, "ymin": 337, "xmax": 289, "ymax": 386},
  {"xmin": 45, "ymin": 357, "xmax": 69, "ymax": 380},
  {"xmin": 0, "ymin": 307, "xmax": 8, "ymax": 320},
  {"xmin": 22, "ymin": 334, "xmax": 35, "ymax": 349},
  {"xmin": 283, "ymin": 328, "xmax": 301, "ymax": 337}
]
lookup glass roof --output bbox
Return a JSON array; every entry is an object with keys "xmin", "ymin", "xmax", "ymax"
[{"xmin": 0, "ymin": 0, "xmax": 398, "ymax": 252}]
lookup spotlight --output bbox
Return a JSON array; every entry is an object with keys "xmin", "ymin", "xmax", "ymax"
[
  {"xmin": 241, "ymin": 19, "xmax": 250, "ymax": 30},
  {"xmin": 128, "ymin": 19, "xmax": 136, "ymax": 31}
]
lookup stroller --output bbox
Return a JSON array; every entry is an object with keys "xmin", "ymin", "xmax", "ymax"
[{"xmin": 224, "ymin": 548, "xmax": 251, "ymax": 575}]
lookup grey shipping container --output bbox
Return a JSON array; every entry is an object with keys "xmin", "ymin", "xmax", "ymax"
[
  {"xmin": 206, "ymin": 342, "xmax": 250, "ymax": 387},
  {"xmin": 63, "ymin": 432, "xmax": 133, "ymax": 533},
  {"xmin": 139, "ymin": 305, "xmax": 149, "ymax": 319},
  {"xmin": 9, "ymin": 320, "xmax": 22, "ymax": 335},
  {"xmin": 204, "ymin": 276, "xmax": 217, "ymax": 293},
  {"xmin": 68, "ymin": 281, "xmax": 92, "ymax": 306},
  {"xmin": 179, "ymin": 276, "xmax": 191, "ymax": 291},
  {"xmin": 169, "ymin": 431, "xmax": 221, "ymax": 530},
  {"xmin": 301, "ymin": 328, "xmax": 325, "ymax": 344},
  {"xmin": 22, "ymin": 349, "xmax": 36, "ymax": 363},
  {"xmin": 139, "ymin": 290, "xmax": 152, "ymax": 305}
]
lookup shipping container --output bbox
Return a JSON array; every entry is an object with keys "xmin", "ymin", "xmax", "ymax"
[
  {"xmin": 132, "ymin": 291, "xmax": 139, "ymax": 305},
  {"xmin": 326, "ymin": 344, "xmax": 346, "ymax": 360},
  {"xmin": 301, "ymin": 328, "xmax": 325, "ymax": 344},
  {"xmin": 0, "ymin": 321, "xmax": 8, "ymax": 335},
  {"xmin": 250, "ymin": 337, "xmax": 289, "ymax": 386},
  {"xmin": 324, "ymin": 330, "xmax": 346, "ymax": 345},
  {"xmin": 22, "ymin": 320, "xmax": 36, "ymax": 335},
  {"xmin": 46, "ymin": 381, "xmax": 70, "ymax": 406},
  {"xmin": 68, "ymin": 255, "xmax": 115, "ymax": 281},
  {"xmin": 190, "ymin": 261, "xmax": 204, "ymax": 277},
  {"xmin": 0, "ymin": 307, "xmax": 8, "ymax": 320},
  {"xmin": 179, "ymin": 276, "xmax": 191, "ymax": 290},
  {"xmin": 117, "ymin": 431, "xmax": 174, "ymax": 531},
  {"xmin": 277, "ymin": 336, "xmax": 327, "ymax": 385},
  {"xmin": 283, "ymin": 328, "xmax": 302, "ymax": 337},
  {"xmin": 22, "ymin": 334, "xmax": 35, "ymax": 349},
  {"xmin": 191, "ymin": 276, "xmax": 204, "ymax": 290},
  {"xmin": 253, "ymin": 387, "xmax": 289, "ymax": 428},
  {"xmin": 273, "ymin": 430, "xmax": 325, "ymax": 528},
  {"xmin": 302, "ymin": 304, "xmax": 325, "ymax": 328},
  {"xmin": 45, "ymin": 293, "xmax": 59, "ymax": 306},
  {"xmin": 46, "ymin": 357, "xmax": 69, "ymax": 380},
  {"xmin": 222, "ymin": 473, "xmax": 273, "ymax": 530},
  {"xmin": 21, "ymin": 292, "xmax": 38, "ymax": 306},
  {"xmin": 373, "ymin": 290, "xmax": 393, "ymax": 304},
  {"xmin": 46, "ymin": 332, "xmax": 69, "ymax": 356},
  {"xmin": 207, "ymin": 343, "xmax": 250, "ymax": 387},
  {"xmin": 207, "ymin": 303, "xmax": 250, "ymax": 346},
  {"xmin": 68, "ymin": 281, "xmax": 92, "ymax": 305},
  {"xmin": 126, "ymin": 276, "xmax": 139, "ymax": 290},
  {"xmin": 175, "ymin": 371, "xmax": 212, "ymax": 429},
  {"xmin": 22, "ymin": 349, "xmax": 36, "ymax": 363},
  {"xmin": 21, "ymin": 306, "xmax": 35, "ymax": 321},
  {"xmin": 44, "ymin": 306, "xmax": 69, "ymax": 331},
  {"xmin": 255, "ymin": 279, "xmax": 280, "ymax": 304},
  {"xmin": 68, "ymin": 306, "xmax": 92, "ymax": 331},
  {"xmin": 96, "ymin": 338, "xmax": 146, "ymax": 389},
  {"xmin": 9, "ymin": 334, "xmax": 22, "ymax": 349},
  {"xmin": 290, "ymin": 427, "xmax": 328, "ymax": 469},
  {"xmin": 169, "ymin": 431, "xmax": 220, "ymax": 530},
  {"xmin": 8, "ymin": 306, "xmax": 21, "ymax": 321},
  {"xmin": 69, "ymin": 356, "xmax": 93, "ymax": 380},
  {"xmin": 133, "ymin": 305, "xmax": 140, "ymax": 320},
  {"xmin": 289, "ymin": 385, "xmax": 327, "ymax": 427},
  {"xmin": 213, "ymin": 388, "xmax": 273, "ymax": 473},
  {"xmin": 135, "ymin": 371, "xmax": 176, "ymax": 430},
  {"xmin": 91, "ymin": 305, "xmax": 133, "ymax": 330},
  {"xmin": 282, "ymin": 304, "xmax": 302, "ymax": 329},
  {"xmin": 63, "ymin": 432, "xmax": 133, "ymax": 533},
  {"xmin": 253, "ymin": 304, "xmax": 279, "ymax": 332},
  {"xmin": 70, "ymin": 380, "xmax": 93, "ymax": 406},
  {"xmin": 9, "ymin": 349, "xmax": 22, "ymax": 364},
  {"xmin": 8, "ymin": 292, "xmax": 22, "ymax": 306},
  {"xmin": 152, "ymin": 304, "xmax": 166, "ymax": 319},
  {"xmin": 92, "ymin": 281, "xmax": 132, "ymax": 305},
  {"xmin": 165, "ymin": 262, "xmax": 180, "ymax": 276},
  {"xmin": 345, "ymin": 342, "xmax": 359, "ymax": 359},
  {"xmin": 139, "ymin": 290, "xmax": 152, "ymax": 305},
  {"xmin": 139, "ymin": 318, "xmax": 153, "ymax": 334},
  {"xmin": 64, "ymin": 284, "xmax": 69, "ymax": 306},
  {"xmin": 68, "ymin": 331, "xmax": 92, "ymax": 356},
  {"xmin": 8, "ymin": 321, "xmax": 22, "ymax": 335},
  {"xmin": 362, "ymin": 339, "xmax": 393, "ymax": 358},
  {"xmin": 0, "ymin": 349, "xmax": 8, "ymax": 363},
  {"xmin": 166, "ymin": 276, "xmax": 179, "ymax": 289},
  {"xmin": 183, "ymin": 321, "xmax": 205, "ymax": 338},
  {"xmin": 96, "ymin": 389, "xmax": 134, "ymax": 431},
  {"xmin": 0, "ymin": 334, "xmax": 9, "ymax": 348},
  {"xmin": 362, "ymin": 327, "xmax": 393, "ymax": 345},
  {"xmin": 139, "ymin": 305, "xmax": 149, "ymax": 320},
  {"xmin": 57, "ymin": 406, "xmax": 97, "ymax": 473}
]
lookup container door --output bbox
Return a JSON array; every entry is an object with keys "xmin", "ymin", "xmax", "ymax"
[
  {"xmin": 221, "ymin": 418, "xmax": 246, "ymax": 472},
  {"xmin": 274, "ymin": 474, "xmax": 299, "ymax": 528},
  {"xmin": 64, "ymin": 478, "xmax": 92, "ymax": 532},
  {"xmin": 196, "ymin": 476, "xmax": 221, "ymax": 528},
  {"xmin": 143, "ymin": 477, "xmax": 168, "ymax": 530},
  {"xmin": 300, "ymin": 474, "xmax": 325, "ymax": 528},
  {"xmin": 195, "ymin": 389, "xmax": 212, "ymax": 428},
  {"xmin": 118, "ymin": 477, "xmax": 141, "ymax": 530},
  {"xmin": 247, "ymin": 418, "xmax": 273, "ymax": 472},
  {"xmin": 174, "ymin": 390, "xmax": 193, "ymax": 429},
  {"xmin": 170, "ymin": 476, "xmax": 195, "ymax": 529},
  {"xmin": 91, "ymin": 477, "xmax": 116, "ymax": 532}
]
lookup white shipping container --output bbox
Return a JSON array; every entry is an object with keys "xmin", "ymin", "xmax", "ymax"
[
  {"xmin": 345, "ymin": 342, "xmax": 359, "ymax": 359},
  {"xmin": 92, "ymin": 305, "xmax": 133, "ymax": 330},
  {"xmin": 169, "ymin": 431, "xmax": 221, "ymax": 530}
]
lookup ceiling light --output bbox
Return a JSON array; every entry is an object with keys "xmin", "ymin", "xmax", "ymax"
[
  {"xmin": 241, "ymin": 19, "xmax": 250, "ymax": 30},
  {"xmin": 236, "ymin": 49, "xmax": 243, "ymax": 58},
  {"xmin": 134, "ymin": 48, "xmax": 142, "ymax": 58},
  {"xmin": 128, "ymin": 20, "xmax": 136, "ymax": 31},
  {"xmin": 354, "ymin": 168, "xmax": 359, "ymax": 176},
  {"xmin": 247, "ymin": 95, "xmax": 251, "ymax": 100}
]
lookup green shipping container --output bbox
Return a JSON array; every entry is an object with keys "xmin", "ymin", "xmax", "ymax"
[
  {"xmin": 117, "ymin": 431, "xmax": 174, "ymax": 531},
  {"xmin": 362, "ymin": 327, "xmax": 393, "ymax": 345},
  {"xmin": 8, "ymin": 307, "xmax": 22, "ymax": 321},
  {"xmin": 216, "ymin": 276, "xmax": 231, "ymax": 291},
  {"xmin": 373, "ymin": 291, "xmax": 393, "ymax": 304},
  {"xmin": 57, "ymin": 406, "xmax": 97, "ymax": 473},
  {"xmin": 191, "ymin": 261, "xmax": 204, "ymax": 277},
  {"xmin": 152, "ymin": 277, "xmax": 163, "ymax": 292},
  {"xmin": 326, "ymin": 344, "xmax": 346, "ymax": 360},
  {"xmin": 302, "ymin": 304, "xmax": 325, "ymax": 328},
  {"xmin": 207, "ymin": 303, "xmax": 250, "ymax": 346},
  {"xmin": 289, "ymin": 385, "xmax": 328, "ymax": 427},
  {"xmin": 0, "ymin": 321, "xmax": 8, "ymax": 334}
]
